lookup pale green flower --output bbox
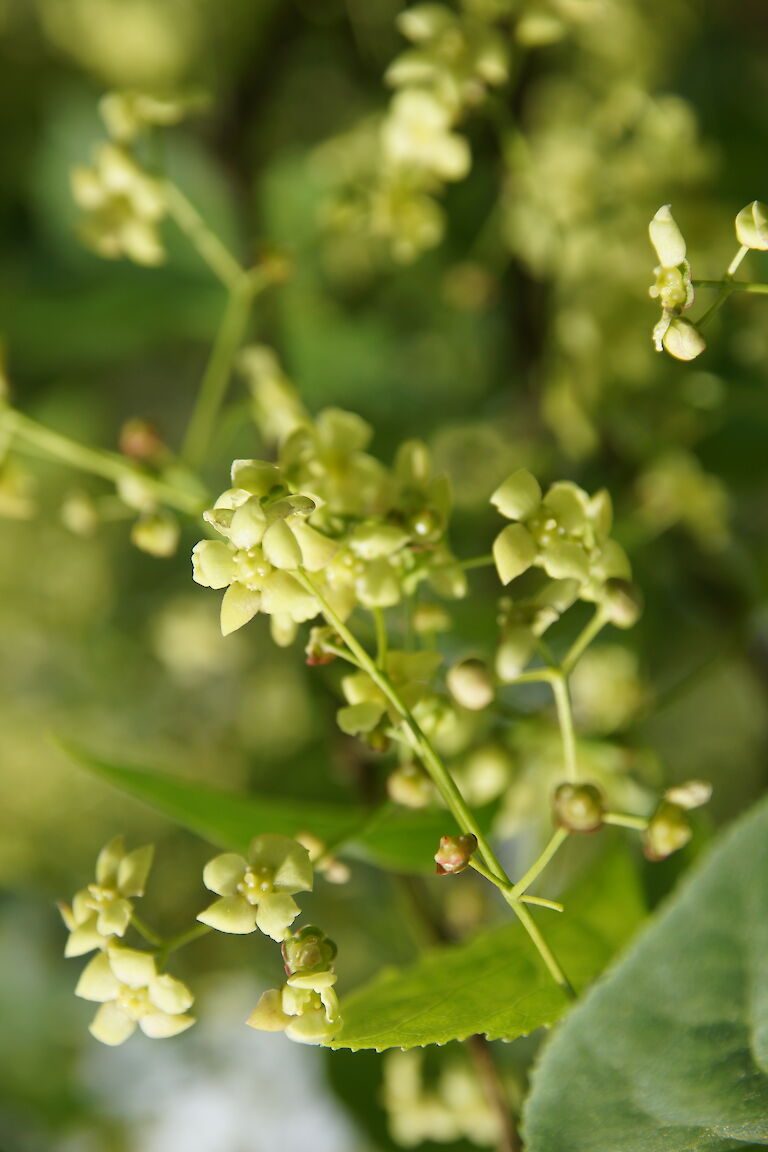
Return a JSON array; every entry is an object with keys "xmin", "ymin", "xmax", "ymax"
[
  {"xmin": 490, "ymin": 471, "xmax": 630, "ymax": 602},
  {"xmin": 382, "ymin": 90, "xmax": 470, "ymax": 181},
  {"xmin": 59, "ymin": 836, "xmax": 154, "ymax": 958},
  {"xmin": 197, "ymin": 834, "xmax": 313, "ymax": 941},
  {"xmin": 71, "ymin": 142, "xmax": 166, "ymax": 265},
  {"xmin": 76, "ymin": 946, "xmax": 194, "ymax": 1046},
  {"xmin": 735, "ymin": 200, "xmax": 768, "ymax": 251}
]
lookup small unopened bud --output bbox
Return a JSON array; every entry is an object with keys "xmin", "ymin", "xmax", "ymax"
[
  {"xmin": 735, "ymin": 200, "xmax": 768, "ymax": 251},
  {"xmin": 553, "ymin": 782, "xmax": 604, "ymax": 833},
  {"xmin": 305, "ymin": 626, "xmax": 340, "ymax": 666},
  {"xmin": 282, "ymin": 925, "xmax": 337, "ymax": 976},
  {"xmin": 649, "ymin": 205, "xmax": 687, "ymax": 267},
  {"xmin": 131, "ymin": 510, "xmax": 180, "ymax": 557},
  {"xmin": 664, "ymin": 779, "xmax": 712, "ymax": 810},
  {"xmin": 118, "ymin": 418, "xmax": 166, "ymax": 462},
  {"xmin": 408, "ymin": 507, "xmax": 442, "ymax": 540},
  {"xmin": 662, "ymin": 318, "xmax": 706, "ymax": 362},
  {"xmin": 601, "ymin": 578, "xmax": 643, "ymax": 629},
  {"xmin": 387, "ymin": 761, "xmax": 432, "ymax": 808},
  {"xmin": 435, "ymin": 833, "xmax": 478, "ymax": 876},
  {"xmin": 496, "ymin": 626, "xmax": 537, "ymax": 681},
  {"xmin": 446, "ymin": 658, "xmax": 495, "ymax": 711},
  {"xmin": 412, "ymin": 602, "xmax": 452, "ymax": 635},
  {"xmin": 643, "ymin": 801, "xmax": 691, "ymax": 861}
]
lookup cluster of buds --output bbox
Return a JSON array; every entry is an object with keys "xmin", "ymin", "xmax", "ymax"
[
  {"xmin": 648, "ymin": 205, "xmax": 703, "ymax": 361},
  {"xmin": 490, "ymin": 470, "xmax": 634, "ymax": 612},
  {"xmin": 247, "ymin": 924, "xmax": 341, "ymax": 1045},
  {"xmin": 61, "ymin": 838, "xmax": 195, "ymax": 1046}
]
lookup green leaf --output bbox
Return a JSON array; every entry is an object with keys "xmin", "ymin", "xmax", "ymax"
[
  {"xmin": 59, "ymin": 744, "xmax": 488, "ymax": 876},
  {"xmin": 523, "ymin": 796, "xmax": 768, "ymax": 1152},
  {"xmin": 329, "ymin": 846, "xmax": 645, "ymax": 1051}
]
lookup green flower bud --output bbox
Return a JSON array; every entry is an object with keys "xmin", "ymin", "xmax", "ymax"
[
  {"xmin": 553, "ymin": 782, "xmax": 604, "ymax": 833},
  {"xmin": 599, "ymin": 577, "xmax": 643, "ymax": 629},
  {"xmin": 493, "ymin": 523, "xmax": 537, "ymax": 585},
  {"xmin": 407, "ymin": 507, "xmax": 443, "ymax": 540},
  {"xmin": 643, "ymin": 802, "xmax": 692, "ymax": 861},
  {"xmin": 282, "ymin": 925, "xmax": 337, "ymax": 977},
  {"xmin": 735, "ymin": 200, "xmax": 768, "ymax": 250},
  {"xmin": 446, "ymin": 658, "xmax": 494, "ymax": 711},
  {"xmin": 435, "ymin": 834, "xmax": 478, "ymax": 876},
  {"xmin": 649, "ymin": 205, "xmax": 686, "ymax": 267},
  {"xmin": 387, "ymin": 761, "xmax": 433, "ymax": 808},
  {"xmin": 305, "ymin": 626, "xmax": 340, "ymax": 666},
  {"xmin": 662, "ymin": 318, "xmax": 706, "ymax": 362},
  {"xmin": 131, "ymin": 511, "xmax": 180, "ymax": 558},
  {"xmin": 495, "ymin": 627, "xmax": 537, "ymax": 681},
  {"xmin": 490, "ymin": 469, "xmax": 542, "ymax": 521}
]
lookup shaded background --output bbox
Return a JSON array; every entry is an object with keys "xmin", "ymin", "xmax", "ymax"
[{"xmin": 2, "ymin": 0, "xmax": 768, "ymax": 1148}]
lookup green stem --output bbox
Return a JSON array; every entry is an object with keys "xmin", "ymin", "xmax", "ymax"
[
  {"xmin": 727, "ymin": 244, "xmax": 750, "ymax": 277},
  {"xmin": 295, "ymin": 571, "xmax": 509, "ymax": 886},
  {"xmin": 164, "ymin": 181, "xmax": 244, "ymax": 291},
  {"xmin": 562, "ymin": 607, "xmax": 607, "ymax": 675},
  {"xmin": 507, "ymin": 898, "xmax": 576, "ymax": 1000},
  {"xmin": 694, "ymin": 279, "xmax": 768, "ymax": 294},
  {"xmin": 159, "ymin": 922, "xmax": 212, "ymax": 961},
  {"xmin": 2, "ymin": 408, "xmax": 206, "ymax": 515},
  {"xmin": 372, "ymin": 606, "xmax": 388, "ymax": 666},
  {"xmin": 130, "ymin": 913, "xmax": 164, "ymax": 948},
  {"xmin": 550, "ymin": 671, "xmax": 578, "ymax": 782},
  {"xmin": 510, "ymin": 828, "xmax": 569, "ymax": 900},
  {"xmin": 180, "ymin": 273, "xmax": 257, "ymax": 469},
  {"xmin": 695, "ymin": 245, "xmax": 750, "ymax": 330},
  {"xmin": 603, "ymin": 812, "xmax": 648, "ymax": 831}
]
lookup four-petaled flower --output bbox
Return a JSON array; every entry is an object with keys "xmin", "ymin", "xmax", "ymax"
[
  {"xmin": 76, "ymin": 946, "xmax": 194, "ymax": 1046},
  {"xmin": 59, "ymin": 836, "xmax": 154, "ymax": 957},
  {"xmin": 197, "ymin": 834, "xmax": 313, "ymax": 941}
]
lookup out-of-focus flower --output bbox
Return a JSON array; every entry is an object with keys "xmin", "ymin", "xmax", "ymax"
[{"xmin": 59, "ymin": 836, "xmax": 153, "ymax": 957}]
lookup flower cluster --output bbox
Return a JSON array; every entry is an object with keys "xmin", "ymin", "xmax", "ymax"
[
  {"xmin": 648, "ymin": 205, "xmax": 704, "ymax": 361},
  {"xmin": 490, "ymin": 469, "xmax": 632, "ymax": 604},
  {"xmin": 319, "ymin": 1, "xmax": 512, "ymax": 262},
  {"xmin": 70, "ymin": 89, "xmax": 193, "ymax": 266}
]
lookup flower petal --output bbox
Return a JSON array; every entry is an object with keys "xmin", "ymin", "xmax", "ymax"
[
  {"xmin": 149, "ymin": 974, "xmax": 194, "ymax": 1015},
  {"xmin": 139, "ymin": 1012, "xmax": 195, "ymax": 1039},
  {"xmin": 65, "ymin": 916, "xmax": 104, "ymax": 958},
  {"xmin": 89, "ymin": 1002, "xmax": 137, "ymax": 1046},
  {"xmin": 107, "ymin": 946, "xmax": 157, "ymax": 989},
  {"xmin": 285, "ymin": 1009, "xmax": 339, "ymax": 1045},
  {"xmin": 76, "ymin": 952, "xmax": 121, "ymax": 1002},
  {"xmin": 220, "ymin": 581, "xmax": 261, "ymax": 636},
  {"xmin": 197, "ymin": 895, "xmax": 258, "ymax": 934},
  {"xmin": 202, "ymin": 853, "xmax": 247, "ymax": 897},
  {"xmin": 255, "ymin": 893, "xmax": 300, "ymax": 941},
  {"xmin": 246, "ymin": 987, "xmax": 290, "ymax": 1032},
  {"xmin": 95, "ymin": 836, "xmax": 125, "ymax": 886},
  {"xmin": 117, "ymin": 844, "xmax": 154, "ymax": 897},
  {"xmin": 248, "ymin": 835, "xmax": 313, "ymax": 894}
]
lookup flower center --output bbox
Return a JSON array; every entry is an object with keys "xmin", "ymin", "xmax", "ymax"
[
  {"xmin": 239, "ymin": 866, "xmax": 274, "ymax": 902},
  {"xmin": 117, "ymin": 985, "xmax": 151, "ymax": 1020}
]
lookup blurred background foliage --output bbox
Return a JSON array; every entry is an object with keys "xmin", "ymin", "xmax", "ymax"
[{"xmin": 2, "ymin": 0, "xmax": 768, "ymax": 1148}]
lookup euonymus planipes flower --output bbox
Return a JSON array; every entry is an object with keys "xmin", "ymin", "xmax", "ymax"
[
  {"xmin": 192, "ymin": 458, "xmax": 338, "ymax": 638},
  {"xmin": 76, "ymin": 946, "xmax": 194, "ymax": 1046},
  {"xmin": 71, "ymin": 142, "xmax": 167, "ymax": 266},
  {"xmin": 247, "ymin": 926, "xmax": 341, "ymax": 1045},
  {"xmin": 648, "ymin": 205, "xmax": 704, "ymax": 361},
  {"xmin": 197, "ymin": 834, "xmax": 313, "ymax": 941},
  {"xmin": 490, "ymin": 470, "xmax": 630, "ymax": 601},
  {"xmin": 336, "ymin": 649, "xmax": 443, "ymax": 739},
  {"xmin": 382, "ymin": 89, "xmax": 470, "ymax": 182},
  {"xmin": 735, "ymin": 200, "xmax": 768, "ymax": 251},
  {"xmin": 59, "ymin": 836, "xmax": 154, "ymax": 957}
]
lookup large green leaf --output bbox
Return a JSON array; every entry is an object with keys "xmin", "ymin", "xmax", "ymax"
[
  {"xmin": 60, "ymin": 744, "xmax": 485, "ymax": 875},
  {"xmin": 523, "ymin": 795, "xmax": 768, "ymax": 1152},
  {"xmin": 329, "ymin": 847, "xmax": 645, "ymax": 1051}
]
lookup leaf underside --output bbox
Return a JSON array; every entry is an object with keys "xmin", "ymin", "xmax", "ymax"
[{"xmin": 523, "ymin": 795, "xmax": 768, "ymax": 1152}]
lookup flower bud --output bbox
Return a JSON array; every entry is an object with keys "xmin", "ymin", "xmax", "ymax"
[
  {"xmin": 664, "ymin": 779, "xmax": 712, "ymax": 810},
  {"xmin": 282, "ymin": 926, "xmax": 337, "ymax": 977},
  {"xmin": 446, "ymin": 658, "xmax": 494, "ymax": 711},
  {"xmin": 131, "ymin": 510, "xmax": 179, "ymax": 558},
  {"xmin": 601, "ymin": 578, "xmax": 643, "ymax": 629},
  {"xmin": 552, "ymin": 782, "xmax": 604, "ymax": 833},
  {"xmin": 118, "ymin": 418, "xmax": 165, "ymax": 462},
  {"xmin": 434, "ymin": 833, "xmax": 478, "ymax": 875},
  {"xmin": 412, "ymin": 602, "xmax": 452, "ymax": 634},
  {"xmin": 387, "ymin": 761, "xmax": 433, "ymax": 808},
  {"xmin": 649, "ymin": 205, "xmax": 686, "ymax": 267},
  {"xmin": 662, "ymin": 318, "xmax": 706, "ymax": 362},
  {"xmin": 643, "ymin": 802, "xmax": 691, "ymax": 861},
  {"xmin": 735, "ymin": 200, "xmax": 768, "ymax": 250},
  {"xmin": 495, "ymin": 627, "xmax": 536, "ymax": 681}
]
